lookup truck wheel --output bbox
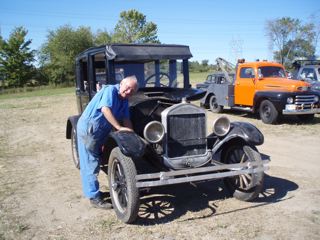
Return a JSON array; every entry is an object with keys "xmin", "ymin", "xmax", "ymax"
[
  {"xmin": 222, "ymin": 144, "xmax": 264, "ymax": 201},
  {"xmin": 297, "ymin": 114, "xmax": 314, "ymax": 123},
  {"xmin": 70, "ymin": 125, "xmax": 80, "ymax": 169},
  {"xmin": 108, "ymin": 147, "xmax": 140, "ymax": 223},
  {"xmin": 259, "ymin": 100, "xmax": 278, "ymax": 124},
  {"xmin": 209, "ymin": 95, "xmax": 223, "ymax": 113}
]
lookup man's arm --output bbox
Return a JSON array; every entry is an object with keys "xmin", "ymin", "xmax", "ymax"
[
  {"xmin": 123, "ymin": 118, "xmax": 133, "ymax": 130},
  {"xmin": 101, "ymin": 106, "xmax": 133, "ymax": 132}
]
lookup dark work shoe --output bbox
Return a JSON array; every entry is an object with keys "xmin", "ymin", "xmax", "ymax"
[{"xmin": 90, "ymin": 197, "xmax": 113, "ymax": 210}]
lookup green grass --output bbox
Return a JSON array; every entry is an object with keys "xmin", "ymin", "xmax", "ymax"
[
  {"xmin": 0, "ymin": 72, "xmax": 210, "ymax": 100},
  {"xmin": 189, "ymin": 71, "xmax": 210, "ymax": 86},
  {"xmin": 0, "ymin": 87, "xmax": 74, "ymax": 100}
]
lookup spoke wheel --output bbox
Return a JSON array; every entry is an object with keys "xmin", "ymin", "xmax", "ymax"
[
  {"xmin": 222, "ymin": 144, "xmax": 264, "ymax": 201},
  {"xmin": 70, "ymin": 126, "xmax": 80, "ymax": 169},
  {"xmin": 108, "ymin": 147, "xmax": 139, "ymax": 223}
]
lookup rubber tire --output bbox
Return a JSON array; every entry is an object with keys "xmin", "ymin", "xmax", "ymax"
[
  {"xmin": 297, "ymin": 114, "xmax": 314, "ymax": 123},
  {"xmin": 222, "ymin": 144, "xmax": 264, "ymax": 201},
  {"xmin": 108, "ymin": 147, "xmax": 140, "ymax": 223},
  {"xmin": 259, "ymin": 100, "xmax": 278, "ymax": 124},
  {"xmin": 71, "ymin": 125, "xmax": 80, "ymax": 169},
  {"xmin": 209, "ymin": 95, "xmax": 223, "ymax": 113}
]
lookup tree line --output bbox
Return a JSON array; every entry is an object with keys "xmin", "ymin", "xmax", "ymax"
[{"xmin": 0, "ymin": 9, "xmax": 319, "ymax": 88}]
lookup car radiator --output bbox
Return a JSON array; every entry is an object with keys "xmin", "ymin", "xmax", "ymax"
[{"xmin": 165, "ymin": 108, "xmax": 207, "ymax": 158}]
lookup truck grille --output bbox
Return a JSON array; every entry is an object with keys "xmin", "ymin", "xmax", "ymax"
[
  {"xmin": 167, "ymin": 113, "xmax": 206, "ymax": 158},
  {"xmin": 295, "ymin": 95, "xmax": 317, "ymax": 109}
]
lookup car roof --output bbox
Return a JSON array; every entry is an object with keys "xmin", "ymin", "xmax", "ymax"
[
  {"xmin": 76, "ymin": 43, "xmax": 193, "ymax": 62},
  {"xmin": 238, "ymin": 61, "xmax": 284, "ymax": 68},
  {"xmin": 299, "ymin": 65, "xmax": 320, "ymax": 68}
]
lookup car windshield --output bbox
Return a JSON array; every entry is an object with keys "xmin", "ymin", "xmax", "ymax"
[
  {"xmin": 114, "ymin": 59, "xmax": 184, "ymax": 88},
  {"xmin": 258, "ymin": 66, "xmax": 286, "ymax": 78}
]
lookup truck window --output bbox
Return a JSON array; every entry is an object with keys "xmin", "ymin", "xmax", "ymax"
[
  {"xmin": 240, "ymin": 67, "xmax": 254, "ymax": 78},
  {"xmin": 300, "ymin": 68, "xmax": 317, "ymax": 81},
  {"xmin": 258, "ymin": 66, "xmax": 286, "ymax": 78},
  {"xmin": 205, "ymin": 75, "xmax": 212, "ymax": 83}
]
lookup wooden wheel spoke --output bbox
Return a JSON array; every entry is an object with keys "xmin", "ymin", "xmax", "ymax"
[
  {"xmin": 240, "ymin": 152, "xmax": 246, "ymax": 163},
  {"xmin": 240, "ymin": 174, "xmax": 249, "ymax": 188}
]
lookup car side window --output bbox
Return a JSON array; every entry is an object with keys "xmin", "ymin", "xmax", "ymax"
[{"xmin": 240, "ymin": 67, "xmax": 254, "ymax": 78}]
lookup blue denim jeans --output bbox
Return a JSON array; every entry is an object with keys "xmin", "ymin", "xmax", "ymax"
[{"xmin": 77, "ymin": 118, "xmax": 109, "ymax": 199}]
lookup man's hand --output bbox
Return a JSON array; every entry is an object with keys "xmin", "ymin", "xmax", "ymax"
[{"xmin": 118, "ymin": 127, "xmax": 133, "ymax": 132}]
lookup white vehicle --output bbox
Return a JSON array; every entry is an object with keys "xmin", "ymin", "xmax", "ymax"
[{"xmin": 292, "ymin": 58, "xmax": 320, "ymax": 92}]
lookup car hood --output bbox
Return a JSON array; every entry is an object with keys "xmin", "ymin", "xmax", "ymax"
[
  {"xmin": 131, "ymin": 87, "xmax": 206, "ymax": 105},
  {"xmin": 310, "ymin": 81, "xmax": 320, "ymax": 92},
  {"xmin": 256, "ymin": 77, "xmax": 310, "ymax": 92}
]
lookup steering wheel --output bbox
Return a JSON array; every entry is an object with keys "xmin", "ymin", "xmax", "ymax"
[{"xmin": 144, "ymin": 72, "xmax": 170, "ymax": 87}]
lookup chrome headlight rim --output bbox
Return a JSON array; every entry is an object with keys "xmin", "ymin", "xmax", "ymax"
[
  {"xmin": 143, "ymin": 121, "xmax": 165, "ymax": 144},
  {"xmin": 212, "ymin": 116, "xmax": 231, "ymax": 137},
  {"xmin": 287, "ymin": 97, "xmax": 294, "ymax": 104}
]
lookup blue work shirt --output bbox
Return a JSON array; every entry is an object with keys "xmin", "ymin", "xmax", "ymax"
[{"xmin": 78, "ymin": 84, "xmax": 130, "ymax": 146}]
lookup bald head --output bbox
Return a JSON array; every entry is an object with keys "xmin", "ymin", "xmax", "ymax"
[{"xmin": 119, "ymin": 75, "xmax": 138, "ymax": 98}]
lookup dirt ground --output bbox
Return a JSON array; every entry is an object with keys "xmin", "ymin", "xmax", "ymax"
[{"xmin": 0, "ymin": 92, "xmax": 319, "ymax": 240}]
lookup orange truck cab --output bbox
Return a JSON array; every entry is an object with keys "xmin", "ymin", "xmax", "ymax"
[{"xmin": 198, "ymin": 60, "xmax": 320, "ymax": 124}]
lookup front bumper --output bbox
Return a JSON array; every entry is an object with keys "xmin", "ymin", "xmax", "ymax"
[
  {"xmin": 135, "ymin": 156, "xmax": 270, "ymax": 188},
  {"xmin": 283, "ymin": 104, "xmax": 320, "ymax": 115}
]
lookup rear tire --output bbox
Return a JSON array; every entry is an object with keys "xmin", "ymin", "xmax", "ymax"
[
  {"xmin": 222, "ymin": 144, "xmax": 264, "ymax": 201},
  {"xmin": 71, "ymin": 125, "xmax": 80, "ymax": 169},
  {"xmin": 209, "ymin": 95, "xmax": 223, "ymax": 113},
  {"xmin": 259, "ymin": 100, "xmax": 278, "ymax": 124},
  {"xmin": 108, "ymin": 147, "xmax": 140, "ymax": 223}
]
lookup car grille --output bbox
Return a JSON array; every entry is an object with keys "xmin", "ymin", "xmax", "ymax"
[
  {"xmin": 166, "ymin": 113, "xmax": 206, "ymax": 158},
  {"xmin": 295, "ymin": 95, "xmax": 317, "ymax": 109}
]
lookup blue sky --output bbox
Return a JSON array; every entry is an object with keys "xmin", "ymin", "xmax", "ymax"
[{"xmin": 0, "ymin": 0, "xmax": 319, "ymax": 64}]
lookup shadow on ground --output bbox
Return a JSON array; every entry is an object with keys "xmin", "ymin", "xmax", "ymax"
[{"xmin": 134, "ymin": 174, "xmax": 299, "ymax": 225}]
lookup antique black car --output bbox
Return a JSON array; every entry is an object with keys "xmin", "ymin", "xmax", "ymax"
[{"xmin": 66, "ymin": 44, "xmax": 269, "ymax": 223}]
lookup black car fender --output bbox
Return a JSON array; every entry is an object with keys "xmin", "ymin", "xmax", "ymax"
[
  {"xmin": 106, "ymin": 131, "xmax": 146, "ymax": 159},
  {"xmin": 211, "ymin": 122, "xmax": 264, "ymax": 154},
  {"xmin": 66, "ymin": 115, "xmax": 80, "ymax": 139}
]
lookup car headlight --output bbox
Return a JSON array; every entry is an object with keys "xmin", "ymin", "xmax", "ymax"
[
  {"xmin": 143, "ymin": 121, "xmax": 165, "ymax": 143},
  {"xmin": 315, "ymin": 95, "xmax": 319, "ymax": 102},
  {"xmin": 287, "ymin": 97, "xmax": 294, "ymax": 104},
  {"xmin": 212, "ymin": 116, "xmax": 231, "ymax": 137}
]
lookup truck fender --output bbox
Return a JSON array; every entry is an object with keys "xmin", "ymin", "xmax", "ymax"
[
  {"xmin": 202, "ymin": 91, "xmax": 214, "ymax": 107},
  {"xmin": 107, "ymin": 131, "xmax": 146, "ymax": 159},
  {"xmin": 253, "ymin": 92, "xmax": 285, "ymax": 113},
  {"xmin": 66, "ymin": 115, "xmax": 80, "ymax": 139},
  {"xmin": 211, "ymin": 122, "xmax": 264, "ymax": 154}
]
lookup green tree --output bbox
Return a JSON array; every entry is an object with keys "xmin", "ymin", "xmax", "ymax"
[
  {"xmin": 0, "ymin": 27, "xmax": 35, "ymax": 87},
  {"xmin": 94, "ymin": 29, "xmax": 113, "ymax": 45},
  {"xmin": 39, "ymin": 25, "xmax": 94, "ymax": 86},
  {"xmin": 113, "ymin": 9, "xmax": 159, "ymax": 43},
  {"xmin": 266, "ymin": 17, "xmax": 316, "ymax": 67},
  {"xmin": 200, "ymin": 60, "xmax": 210, "ymax": 72}
]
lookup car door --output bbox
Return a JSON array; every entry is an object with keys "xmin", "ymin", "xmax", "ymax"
[{"xmin": 234, "ymin": 67, "xmax": 255, "ymax": 106}]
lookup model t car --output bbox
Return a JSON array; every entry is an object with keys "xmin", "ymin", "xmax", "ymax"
[{"xmin": 66, "ymin": 44, "xmax": 269, "ymax": 223}]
